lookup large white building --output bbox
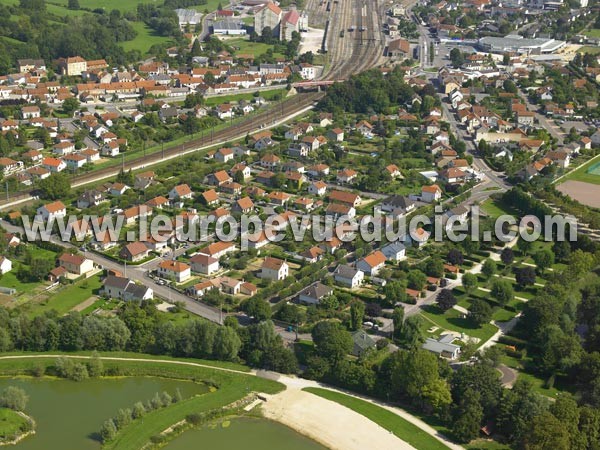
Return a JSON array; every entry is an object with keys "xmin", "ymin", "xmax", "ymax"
[{"xmin": 478, "ymin": 35, "xmax": 566, "ymax": 55}]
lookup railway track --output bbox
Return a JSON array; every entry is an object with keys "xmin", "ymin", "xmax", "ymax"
[{"xmin": 0, "ymin": 1, "xmax": 386, "ymax": 210}]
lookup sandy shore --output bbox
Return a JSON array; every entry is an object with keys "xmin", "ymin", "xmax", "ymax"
[{"xmin": 261, "ymin": 388, "xmax": 417, "ymax": 450}]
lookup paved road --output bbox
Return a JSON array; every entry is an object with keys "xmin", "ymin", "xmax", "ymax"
[{"xmin": 518, "ymin": 87, "xmax": 564, "ymax": 145}]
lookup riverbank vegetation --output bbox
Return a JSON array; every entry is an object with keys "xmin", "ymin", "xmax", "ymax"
[{"xmin": 0, "ymin": 386, "xmax": 33, "ymax": 444}]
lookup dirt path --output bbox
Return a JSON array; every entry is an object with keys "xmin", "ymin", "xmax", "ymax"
[{"xmin": 70, "ymin": 296, "xmax": 97, "ymax": 312}]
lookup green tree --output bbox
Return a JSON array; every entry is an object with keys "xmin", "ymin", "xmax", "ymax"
[
  {"xmin": 462, "ymin": 273, "xmax": 478, "ymax": 294},
  {"xmin": 100, "ymin": 419, "xmax": 117, "ymax": 443},
  {"xmin": 68, "ymin": 0, "xmax": 80, "ymax": 9},
  {"xmin": 349, "ymin": 301, "xmax": 365, "ymax": 331},
  {"xmin": 522, "ymin": 412, "xmax": 570, "ymax": 450},
  {"xmin": 491, "ymin": 279, "xmax": 514, "ymax": 305},
  {"xmin": 450, "ymin": 48, "xmax": 464, "ymax": 68},
  {"xmin": 452, "ymin": 388, "xmax": 483, "ymax": 443},
  {"xmin": 0, "ymin": 386, "xmax": 28, "ymax": 411},
  {"xmin": 501, "ymin": 247, "xmax": 515, "ymax": 266},
  {"xmin": 242, "ymin": 297, "xmax": 272, "ymax": 321},
  {"xmin": 213, "ymin": 326, "xmax": 241, "ymax": 361},
  {"xmin": 396, "ymin": 315, "xmax": 424, "ymax": 349},
  {"xmin": 38, "ymin": 173, "xmax": 71, "ymax": 200},
  {"xmin": 407, "ymin": 270, "xmax": 427, "ymax": 291},
  {"xmin": 469, "ymin": 299, "xmax": 492, "ymax": 326},
  {"xmin": 516, "ymin": 267, "xmax": 536, "ymax": 287},
  {"xmin": 392, "ymin": 307, "xmax": 404, "ymax": 343},
  {"xmin": 311, "ymin": 321, "xmax": 353, "ymax": 362},
  {"xmin": 481, "ymin": 259, "xmax": 497, "ymax": 279},
  {"xmin": 533, "ymin": 248, "xmax": 554, "ymax": 274},
  {"xmin": 62, "ymin": 97, "xmax": 80, "ymax": 115}
]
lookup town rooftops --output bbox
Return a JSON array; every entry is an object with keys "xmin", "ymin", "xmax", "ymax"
[
  {"xmin": 41, "ymin": 200, "xmax": 66, "ymax": 213},
  {"xmin": 158, "ymin": 260, "xmax": 190, "ymax": 272},
  {"xmin": 58, "ymin": 253, "xmax": 86, "ymax": 266},
  {"xmin": 262, "ymin": 256, "xmax": 286, "ymax": 270},
  {"xmin": 361, "ymin": 251, "xmax": 387, "ymax": 268}
]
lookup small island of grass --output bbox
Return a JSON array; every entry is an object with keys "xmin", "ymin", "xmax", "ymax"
[{"xmin": 0, "ymin": 407, "xmax": 33, "ymax": 445}]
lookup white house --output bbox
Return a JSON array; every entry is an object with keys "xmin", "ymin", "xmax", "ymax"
[
  {"xmin": 381, "ymin": 242, "xmax": 406, "ymax": 262},
  {"xmin": 157, "ymin": 260, "xmax": 191, "ymax": 283},
  {"xmin": 0, "ymin": 256, "xmax": 12, "ymax": 275},
  {"xmin": 356, "ymin": 251, "xmax": 387, "ymax": 276},
  {"xmin": 37, "ymin": 201, "xmax": 67, "ymax": 221},
  {"xmin": 334, "ymin": 265, "xmax": 364, "ymax": 288},
  {"xmin": 260, "ymin": 257, "xmax": 289, "ymax": 281},
  {"xmin": 190, "ymin": 253, "xmax": 220, "ymax": 275},
  {"xmin": 308, "ymin": 181, "xmax": 327, "ymax": 196}
]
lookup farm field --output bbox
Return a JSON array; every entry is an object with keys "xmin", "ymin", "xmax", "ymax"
[
  {"xmin": 50, "ymin": 0, "xmax": 157, "ymax": 13},
  {"xmin": 121, "ymin": 21, "xmax": 173, "ymax": 53}
]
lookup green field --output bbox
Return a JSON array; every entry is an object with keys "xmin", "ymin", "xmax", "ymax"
[
  {"xmin": 51, "ymin": 0, "xmax": 156, "ymax": 13},
  {"xmin": 121, "ymin": 21, "xmax": 173, "ymax": 53},
  {"xmin": 585, "ymin": 29, "xmax": 600, "ymax": 38},
  {"xmin": 224, "ymin": 37, "xmax": 285, "ymax": 58},
  {"xmin": 480, "ymin": 198, "xmax": 520, "ymax": 219},
  {"xmin": 559, "ymin": 153, "xmax": 600, "ymax": 186},
  {"xmin": 303, "ymin": 388, "xmax": 451, "ymax": 450},
  {"xmin": 420, "ymin": 305, "xmax": 498, "ymax": 344},
  {"xmin": 203, "ymin": 88, "xmax": 284, "ymax": 106},
  {"xmin": 579, "ymin": 46, "xmax": 600, "ymax": 55},
  {"xmin": 30, "ymin": 274, "xmax": 103, "ymax": 316},
  {"xmin": 0, "ymin": 408, "xmax": 30, "ymax": 443}
]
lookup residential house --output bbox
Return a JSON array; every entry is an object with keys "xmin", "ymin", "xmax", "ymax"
[
  {"xmin": 37, "ymin": 201, "xmax": 67, "ymax": 221},
  {"xmin": 337, "ymin": 168, "xmax": 358, "ymax": 184},
  {"xmin": 308, "ymin": 180, "xmax": 327, "ymax": 196},
  {"xmin": 329, "ymin": 190, "xmax": 361, "ymax": 207},
  {"xmin": 327, "ymin": 128, "xmax": 344, "ymax": 142},
  {"xmin": 190, "ymin": 253, "xmax": 220, "ymax": 275},
  {"xmin": 298, "ymin": 282, "xmax": 334, "ymax": 305},
  {"xmin": 157, "ymin": 260, "xmax": 191, "ymax": 282},
  {"xmin": 58, "ymin": 253, "xmax": 94, "ymax": 275},
  {"xmin": 102, "ymin": 275, "xmax": 154, "ymax": 301},
  {"xmin": 42, "ymin": 157, "xmax": 66, "ymax": 173},
  {"xmin": 77, "ymin": 190, "xmax": 105, "ymax": 209},
  {"xmin": 356, "ymin": 251, "xmax": 387, "ymax": 276},
  {"xmin": 260, "ymin": 257, "xmax": 289, "ymax": 281},
  {"xmin": 198, "ymin": 241, "xmax": 236, "ymax": 259},
  {"xmin": 381, "ymin": 242, "xmax": 406, "ymax": 262},
  {"xmin": 351, "ymin": 330, "xmax": 376, "ymax": 357},
  {"xmin": 380, "ymin": 195, "xmax": 415, "ymax": 216},
  {"xmin": 422, "ymin": 335, "xmax": 461, "ymax": 360},
  {"xmin": 206, "ymin": 170, "xmax": 233, "ymax": 186},
  {"xmin": 215, "ymin": 147, "xmax": 234, "ymax": 163},
  {"xmin": 334, "ymin": 265, "xmax": 364, "ymax": 288},
  {"xmin": 326, "ymin": 202, "xmax": 356, "ymax": 219},
  {"xmin": 169, "ymin": 184, "xmax": 193, "ymax": 201},
  {"xmin": 119, "ymin": 241, "xmax": 151, "ymax": 262},
  {"xmin": 421, "ymin": 184, "xmax": 442, "ymax": 203},
  {"xmin": 0, "ymin": 257, "xmax": 12, "ymax": 275},
  {"xmin": 232, "ymin": 197, "xmax": 254, "ymax": 214}
]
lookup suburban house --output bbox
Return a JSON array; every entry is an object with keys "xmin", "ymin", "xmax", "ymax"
[
  {"xmin": 334, "ymin": 265, "xmax": 364, "ymax": 288},
  {"xmin": 0, "ymin": 256, "xmax": 12, "ymax": 275},
  {"xmin": 380, "ymin": 195, "xmax": 415, "ymax": 216},
  {"xmin": 102, "ymin": 275, "xmax": 154, "ymax": 301},
  {"xmin": 422, "ymin": 334, "xmax": 461, "ymax": 360},
  {"xmin": 157, "ymin": 260, "xmax": 191, "ymax": 282},
  {"xmin": 58, "ymin": 253, "xmax": 94, "ymax": 276},
  {"xmin": 260, "ymin": 257, "xmax": 289, "ymax": 281},
  {"xmin": 189, "ymin": 253, "xmax": 220, "ymax": 275},
  {"xmin": 77, "ymin": 190, "xmax": 106, "ymax": 209},
  {"xmin": 37, "ymin": 201, "xmax": 67, "ymax": 221},
  {"xmin": 298, "ymin": 282, "xmax": 334, "ymax": 305},
  {"xmin": 169, "ymin": 184, "xmax": 193, "ymax": 200},
  {"xmin": 351, "ymin": 330, "xmax": 376, "ymax": 357},
  {"xmin": 119, "ymin": 241, "xmax": 151, "ymax": 262},
  {"xmin": 308, "ymin": 181, "xmax": 327, "ymax": 196},
  {"xmin": 381, "ymin": 242, "xmax": 407, "ymax": 262},
  {"xmin": 0, "ymin": 158, "xmax": 24, "ymax": 176},
  {"xmin": 327, "ymin": 128, "xmax": 344, "ymax": 142},
  {"xmin": 356, "ymin": 251, "xmax": 387, "ymax": 276},
  {"xmin": 421, "ymin": 184, "xmax": 442, "ymax": 203},
  {"xmin": 336, "ymin": 168, "xmax": 358, "ymax": 184},
  {"xmin": 42, "ymin": 157, "xmax": 67, "ymax": 173},
  {"xmin": 329, "ymin": 190, "xmax": 361, "ymax": 207},
  {"xmin": 198, "ymin": 241, "xmax": 236, "ymax": 259}
]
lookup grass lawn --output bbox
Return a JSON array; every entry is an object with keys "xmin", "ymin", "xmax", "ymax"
[
  {"xmin": 121, "ymin": 22, "xmax": 173, "ymax": 54},
  {"xmin": 584, "ymin": 29, "xmax": 600, "ymax": 38},
  {"xmin": 0, "ymin": 272, "xmax": 45, "ymax": 295},
  {"xmin": 223, "ymin": 37, "xmax": 284, "ymax": 58},
  {"xmin": 480, "ymin": 198, "xmax": 520, "ymax": 219},
  {"xmin": 467, "ymin": 439, "xmax": 511, "ymax": 450},
  {"xmin": 203, "ymin": 88, "xmax": 284, "ymax": 107},
  {"xmin": 501, "ymin": 354, "xmax": 569, "ymax": 398},
  {"xmin": 30, "ymin": 274, "xmax": 103, "ymax": 316},
  {"xmin": 560, "ymin": 153, "xmax": 600, "ymax": 185},
  {"xmin": 0, "ymin": 408, "xmax": 30, "ymax": 442},
  {"xmin": 191, "ymin": 0, "xmax": 225, "ymax": 13},
  {"xmin": 303, "ymin": 388, "xmax": 451, "ymax": 450},
  {"xmin": 51, "ymin": 0, "xmax": 156, "ymax": 13},
  {"xmin": 579, "ymin": 46, "xmax": 600, "ymax": 55},
  {"xmin": 420, "ymin": 305, "xmax": 498, "ymax": 344}
]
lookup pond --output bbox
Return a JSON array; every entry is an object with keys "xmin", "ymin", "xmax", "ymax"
[
  {"xmin": 0, "ymin": 377, "xmax": 208, "ymax": 450},
  {"xmin": 164, "ymin": 417, "xmax": 326, "ymax": 450}
]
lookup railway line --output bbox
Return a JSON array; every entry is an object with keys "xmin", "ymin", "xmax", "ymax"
[{"xmin": 0, "ymin": 1, "xmax": 386, "ymax": 211}]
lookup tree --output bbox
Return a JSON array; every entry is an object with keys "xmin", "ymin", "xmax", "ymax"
[
  {"xmin": 311, "ymin": 321, "xmax": 353, "ymax": 362},
  {"xmin": 437, "ymin": 289, "xmax": 457, "ymax": 311},
  {"xmin": 552, "ymin": 240, "xmax": 571, "ymax": 262},
  {"xmin": 447, "ymin": 248, "xmax": 464, "ymax": 266},
  {"xmin": 350, "ymin": 301, "xmax": 365, "ymax": 331},
  {"xmin": 384, "ymin": 281, "xmax": 406, "ymax": 305},
  {"xmin": 469, "ymin": 299, "xmax": 492, "ymax": 326},
  {"xmin": 452, "ymin": 388, "xmax": 483, "ymax": 443},
  {"xmin": 491, "ymin": 279, "xmax": 514, "ymax": 305},
  {"xmin": 450, "ymin": 48, "xmax": 464, "ymax": 68},
  {"xmin": 522, "ymin": 412, "xmax": 570, "ymax": 450},
  {"xmin": 533, "ymin": 248, "xmax": 554, "ymax": 274},
  {"xmin": 516, "ymin": 267, "xmax": 536, "ymax": 287},
  {"xmin": 501, "ymin": 247, "xmax": 514, "ymax": 265},
  {"xmin": 407, "ymin": 270, "xmax": 427, "ymax": 291},
  {"xmin": 396, "ymin": 315, "xmax": 424, "ymax": 348},
  {"xmin": 87, "ymin": 351, "xmax": 103, "ymax": 377},
  {"xmin": 0, "ymin": 386, "xmax": 28, "ymax": 411},
  {"xmin": 462, "ymin": 273, "xmax": 478, "ymax": 294},
  {"xmin": 242, "ymin": 297, "xmax": 272, "ymax": 321},
  {"xmin": 426, "ymin": 258, "xmax": 444, "ymax": 278},
  {"xmin": 100, "ymin": 419, "xmax": 117, "ymax": 443},
  {"xmin": 481, "ymin": 259, "xmax": 497, "ymax": 279},
  {"xmin": 114, "ymin": 408, "xmax": 132, "ymax": 429},
  {"xmin": 517, "ymin": 237, "xmax": 533, "ymax": 255},
  {"xmin": 132, "ymin": 402, "xmax": 146, "ymax": 419},
  {"xmin": 62, "ymin": 97, "xmax": 80, "ymax": 115},
  {"xmin": 365, "ymin": 302, "xmax": 382, "ymax": 318},
  {"xmin": 213, "ymin": 326, "xmax": 241, "ymax": 361},
  {"xmin": 68, "ymin": 0, "xmax": 80, "ymax": 9},
  {"xmin": 39, "ymin": 173, "xmax": 71, "ymax": 200},
  {"xmin": 392, "ymin": 307, "xmax": 404, "ymax": 343}
]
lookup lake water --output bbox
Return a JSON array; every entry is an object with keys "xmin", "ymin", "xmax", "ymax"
[
  {"xmin": 0, "ymin": 377, "xmax": 208, "ymax": 450},
  {"xmin": 164, "ymin": 417, "xmax": 326, "ymax": 450}
]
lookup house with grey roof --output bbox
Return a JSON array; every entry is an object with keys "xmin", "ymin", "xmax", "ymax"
[
  {"xmin": 334, "ymin": 265, "xmax": 364, "ymax": 288},
  {"xmin": 298, "ymin": 282, "xmax": 334, "ymax": 305},
  {"xmin": 351, "ymin": 330, "xmax": 376, "ymax": 357},
  {"xmin": 101, "ymin": 275, "xmax": 153, "ymax": 301},
  {"xmin": 380, "ymin": 195, "xmax": 416, "ymax": 217},
  {"xmin": 422, "ymin": 334, "xmax": 461, "ymax": 360},
  {"xmin": 381, "ymin": 242, "xmax": 406, "ymax": 262}
]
